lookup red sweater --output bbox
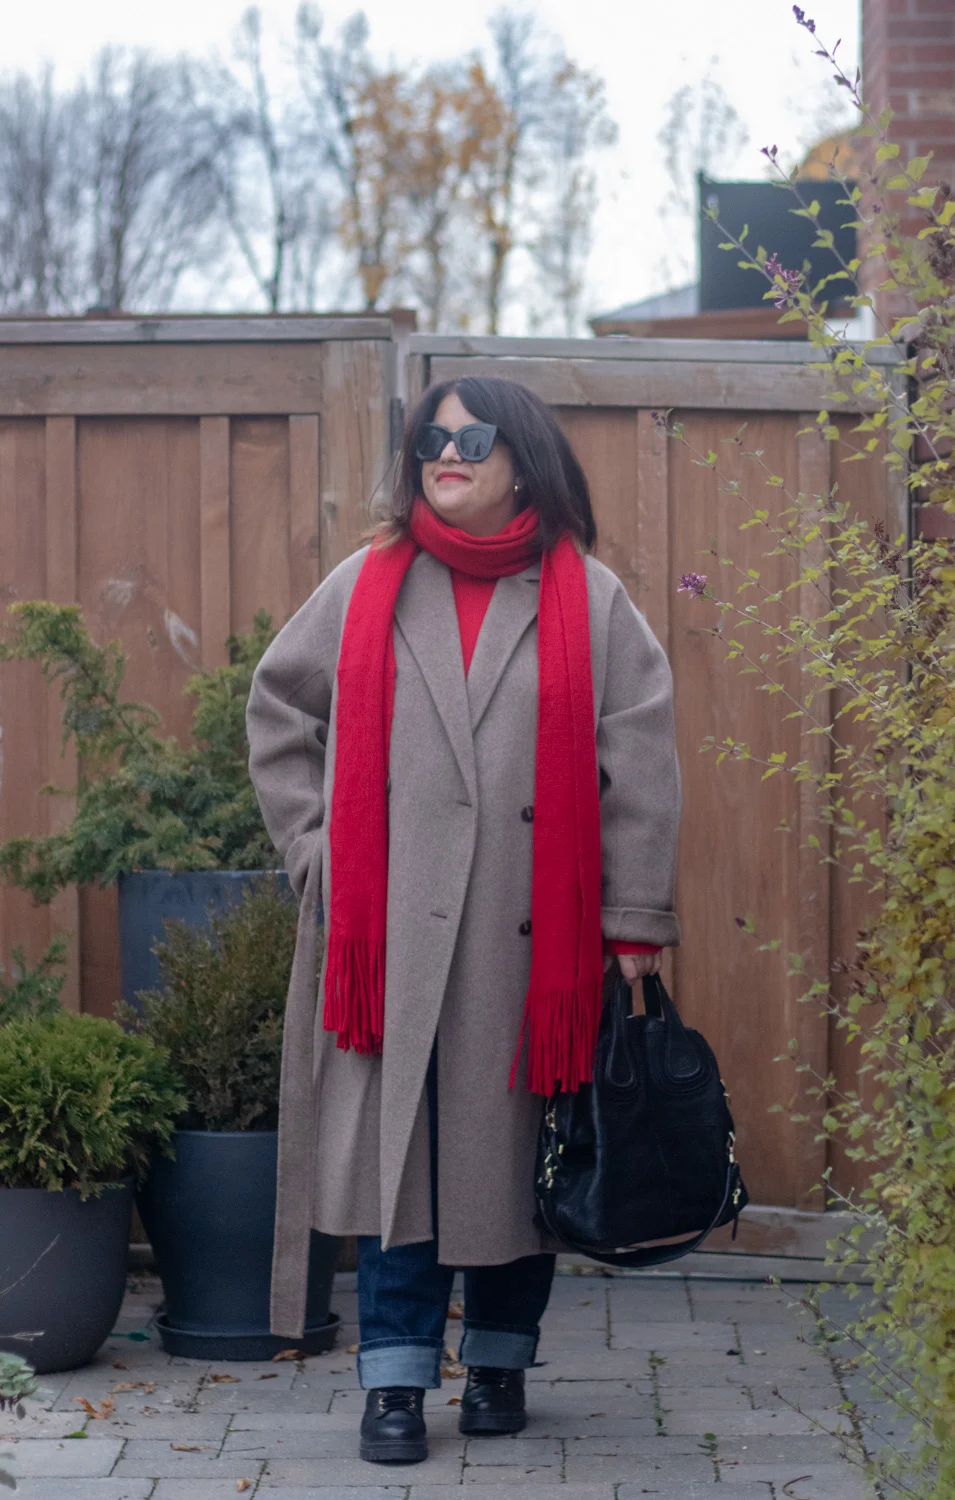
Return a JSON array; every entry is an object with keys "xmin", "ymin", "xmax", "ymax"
[{"xmin": 449, "ymin": 569, "xmax": 660, "ymax": 960}]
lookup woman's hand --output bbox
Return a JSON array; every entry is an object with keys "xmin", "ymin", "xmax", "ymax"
[
  {"xmin": 603, "ymin": 949, "xmax": 663, "ymax": 1012},
  {"xmin": 602, "ymin": 950, "xmax": 663, "ymax": 980}
]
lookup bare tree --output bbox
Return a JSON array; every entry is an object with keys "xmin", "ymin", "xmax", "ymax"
[
  {"xmin": 191, "ymin": 7, "xmax": 331, "ymax": 312},
  {"xmin": 464, "ymin": 10, "xmax": 545, "ymax": 334},
  {"xmin": 78, "ymin": 49, "xmax": 220, "ymax": 311},
  {"xmin": 526, "ymin": 61, "xmax": 616, "ymax": 335},
  {"xmin": 0, "ymin": 69, "xmax": 84, "ymax": 311},
  {"xmin": 296, "ymin": 5, "xmax": 416, "ymax": 312},
  {"xmin": 656, "ymin": 61, "xmax": 749, "ymax": 289}
]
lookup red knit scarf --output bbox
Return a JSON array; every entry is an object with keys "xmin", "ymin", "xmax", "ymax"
[{"xmin": 323, "ymin": 495, "xmax": 604, "ymax": 1094}]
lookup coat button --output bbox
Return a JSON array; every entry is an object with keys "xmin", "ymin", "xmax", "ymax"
[
  {"xmin": 520, "ymin": 804, "xmax": 534, "ymax": 822},
  {"xmin": 519, "ymin": 919, "xmax": 532, "ymax": 936}
]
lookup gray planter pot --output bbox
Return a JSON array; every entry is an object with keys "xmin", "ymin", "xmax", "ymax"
[
  {"xmin": 136, "ymin": 1129, "xmax": 339, "ymax": 1360},
  {"xmin": 118, "ymin": 869, "xmax": 295, "ymax": 1013},
  {"xmin": 0, "ymin": 1181, "xmax": 134, "ymax": 1373}
]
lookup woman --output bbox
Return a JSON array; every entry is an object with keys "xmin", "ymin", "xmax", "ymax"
[{"xmin": 246, "ymin": 376, "xmax": 681, "ymax": 1464}]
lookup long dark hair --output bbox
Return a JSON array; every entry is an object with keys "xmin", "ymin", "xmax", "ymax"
[{"xmin": 380, "ymin": 376, "xmax": 597, "ymax": 552}]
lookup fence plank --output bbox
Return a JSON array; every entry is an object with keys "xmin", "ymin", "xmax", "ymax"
[
  {"xmin": 44, "ymin": 417, "xmax": 80, "ymax": 1012},
  {"xmin": 0, "ymin": 344, "xmax": 329, "ymax": 416},
  {"xmin": 0, "ymin": 420, "xmax": 50, "ymax": 991},
  {"xmin": 427, "ymin": 354, "xmax": 884, "ymax": 413},
  {"xmin": 319, "ymin": 341, "xmax": 391, "ymax": 576},
  {"xmin": 199, "ymin": 417, "xmax": 231, "ymax": 670},
  {"xmin": 289, "ymin": 415, "xmax": 322, "ymax": 608},
  {"xmin": 794, "ymin": 422, "xmax": 834, "ymax": 1211},
  {"xmin": 635, "ymin": 409, "xmax": 671, "ymax": 651}
]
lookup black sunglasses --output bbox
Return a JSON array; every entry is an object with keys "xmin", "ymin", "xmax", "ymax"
[{"xmin": 414, "ymin": 421, "xmax": 499, "ymax": 464}]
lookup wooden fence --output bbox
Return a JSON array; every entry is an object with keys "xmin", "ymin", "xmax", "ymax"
[{"xmin": 0, "ymin": 318, "xmax": 904, "ymax": 1220}]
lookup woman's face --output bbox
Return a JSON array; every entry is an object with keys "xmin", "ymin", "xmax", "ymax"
[{"xmin": 419, "ymin": 392, "xmax": 521, "ymax": 537}]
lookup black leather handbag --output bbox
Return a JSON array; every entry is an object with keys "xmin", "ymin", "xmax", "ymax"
[{"xmin": 535, "ymin": 965, "xmax": 748, "ymax": 1267}]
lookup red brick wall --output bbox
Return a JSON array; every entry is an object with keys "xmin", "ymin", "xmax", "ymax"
[{"xmin": 861, "ymin": 0, "xmax": 955, "ymax": 323}]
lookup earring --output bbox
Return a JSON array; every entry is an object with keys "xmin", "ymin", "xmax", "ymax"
[{"xmin": 514, "ymin": 480, "xmax": 522, "ymax": 493}]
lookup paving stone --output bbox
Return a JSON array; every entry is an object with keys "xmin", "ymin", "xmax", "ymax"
[
  {"xmin": 408, "ymin": 1488, "xmax": 614, "ymax": 1500},
  {"xmin": 566, "ymin": 1452, "xmax": 713, "ymax": 1488},
  {"xmin": 112, "ymin": 1440, "xmax": 265, "ymax": 1478},
  {"xmin": 0, "ymin": 1437, "xmax": 124, "ymax": 1476},
  {"xmin": 229, "ymin": 1412, "xmax": 369, "ymax": 1433},
  {"xmin": 666, "ymin": 1406, "xmax": 853, "ymax": 1436},
  {"xmin": 85, "ymin": 1413, "xmax": 231, "ymax": 1441},
  {"xmin": 153, "ymin": 1487, "xmax": 281, "ymax": 1500},
  {"xmin": 462, "ymin": 1464, "xmax": 561, "ymax": 1482},
  {"xmin": 619, "ymin": 1486, "xmax": 782, "ymax": 1499},
  {"xmin": 461, "ymin": 1438, "xmax": 562, "ymax": 1462},
  {"xmin": 719, "ymin": 1461, "xmax": 874, "ymax": 1495},
  {"xmin": 200, "ymin": 1385, "xmax": 340, "ymax": 1413},
  {"xmin": 0, "ymin": 1410, "xmax": 93, "ymax": 1439},
  {"xmin": 264, "ymin": 1456, "xmax": 464, "ymax": 1484},
  {"xmin": 7, "ymin": 1482, "xmax": 153, "ymax": 1500},
  {"xmin": 718, "ymin": 1433, "xmax": 851, "ymax": 1463},
  {"xmin": 563, "ymin": 1452, "xmax": 714, "ymax": 1484},
  {"xmin": 255, "ymin": 1489, "xmax": 407, "ymax": 1500},
  {"xmin": 563, "ymin": 1435, "xmax": 708, "ymax": 1459},
  {"xmin": 526, "ymin": 1355, "xmax": 652, "ymax": 1382},
  {"xmin": 657, "ymin": 1387, "xmax": 752, "ymax": 1411},
  {"xmin": 610, "ymin": 1321, "xmax": 738, "ymax": 1351}
]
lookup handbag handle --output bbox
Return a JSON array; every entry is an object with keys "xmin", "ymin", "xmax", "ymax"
[{"xmin": 537, "ymin": 1160, "xmax": 740, "ymax": 1270}]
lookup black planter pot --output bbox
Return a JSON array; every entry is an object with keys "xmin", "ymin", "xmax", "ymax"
[
  {"xmin": 117, "ymin": 870, "xmax": 295, "ymax": 1015},
  {"xmin": 0, "ymin": 1182, "xmax": 134, "ymax": 1373},
  {"xmin": 137, "ymin": 1129, "xmax": 339, "ymax": 1360}
]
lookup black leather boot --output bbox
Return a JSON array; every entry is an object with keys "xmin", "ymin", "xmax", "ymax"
[
  {"xmin": 459, "ymin": 1366, "xmax": 527, "ymax": 1434},
  {"xmin": 359, "ymin": 1386, "xmax": 428, "ymax": 1463}
]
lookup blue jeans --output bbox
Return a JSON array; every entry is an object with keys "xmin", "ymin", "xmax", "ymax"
[{"xmin": 356, "ymin": 1049, "xmax": 556, "ymax": 1390}]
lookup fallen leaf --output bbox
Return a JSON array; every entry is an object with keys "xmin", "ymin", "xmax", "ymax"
[
  {"xmin": 346, "ymin": 1343, "xmax": 359, "ymax": 1355},
  {"xmin": 271, "ymin": 1349, "xmax": 306, "ymax": 1362},
  {"xmin": 170, "ymin": 1444, "xmax": 208, "ymax": 1452},
  {"xmin": 63, "ymin": 1431, "xmax": 87, "ymax": 1440},
  {"xmin": 112, "ymin": 1381, "xmax": 155, "ymax": 1394},
  {"xmin": 208, "ymin": 1374, "xmax": 240, "ymax": 1384},
  {"xmin": 73, "ymin": 1397, "xmax": 115, "ymax": 1420},
  {"xmin": 237, "ymin": 1482, "xmax": 252, "ymax": 1494},
  {"xmin": 256, "ymin": 1373, "xmax": 279, "ymax": 1381},
  {"xmin": 112, "ymin": 1361, "xmax": 131, "ymax": 1371},
  {"xmin": 440, "ymin": 1362, "xmax": 466, "ymax": 1380},
  {"xmin": 446, "ymin": 1396, "xmax": 462, "ymax": 1406},
  {"xmin": 447, "ymin": 1301, "xmax": 464, "ymax": 1320}
]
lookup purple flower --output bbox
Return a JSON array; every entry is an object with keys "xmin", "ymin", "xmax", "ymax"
[
  {"xmin": 793, "ymin": 6, "xmax": 815, "ymax": 32},
  {"xmin": 766, "ymin": 252, "xmax": 802, "ymax": 308},
  {"xmin": 678, "ymin": 572, "xmax": 707, "ymax": 597}
]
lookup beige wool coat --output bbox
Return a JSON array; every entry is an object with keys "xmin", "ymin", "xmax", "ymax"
[{"xmin": 246, "ymin": 544, "xmax": 682, "ymax": 1338}]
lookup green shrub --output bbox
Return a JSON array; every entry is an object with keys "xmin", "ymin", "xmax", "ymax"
[
  {"xmin": 0, "ymin": 939, "xmax": 66, "ymax": 1023},
  {"xmin": 121, "ymin": 876, "xmax": 311, "ymax": 1132},
  {"xmin": 0, "ymin": 1012, "xmax": 186, "ymax": 1197},
  {"xmin": 0, "ymin": 607, "xmax": 278, "ymax": 902}
]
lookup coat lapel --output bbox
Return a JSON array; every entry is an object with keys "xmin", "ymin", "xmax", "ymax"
[
  {"xmin": 394, "ymin": 551, "xmax": 477, "ymax": 804},
  {"xmin": 466, "ymin": 561, "xmax": 541, "ymax": 735}
]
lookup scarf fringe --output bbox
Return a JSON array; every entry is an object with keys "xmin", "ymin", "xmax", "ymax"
[
  {"xmin": 323, "ymin": 931, "xmax": 386, "ymax": 1055},
  {"xmin": 523, "ymin": 979, "xmax": 604, "ymax": 1096}
]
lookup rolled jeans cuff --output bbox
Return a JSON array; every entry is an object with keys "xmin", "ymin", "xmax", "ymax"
[
  {"xmin": 459, "ymin": 1322, "xmax": 539, "ymax": 1369},
  {"xmin": 357, "ymin": 1338, "xmax": 443, "ymax": 1391}
]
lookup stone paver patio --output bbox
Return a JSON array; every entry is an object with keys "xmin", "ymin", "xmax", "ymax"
[{"xmin": 1, "ymin": 1267, "xmax": 891, "ymax": 1499}]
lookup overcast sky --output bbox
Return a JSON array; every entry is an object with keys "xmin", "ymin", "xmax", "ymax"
[{"xmin": 4, "ymin": 0, "xmax": 861, "ymax": 320}]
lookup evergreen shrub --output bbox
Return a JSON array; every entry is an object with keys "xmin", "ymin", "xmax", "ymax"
[
  {"xmin": 120, "ymin": 876, "xmax": 312, "ymax": 1132},
  {"xmin": 0, "ymin": 1012, "xmax": 186, "ymax": 1197}
]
